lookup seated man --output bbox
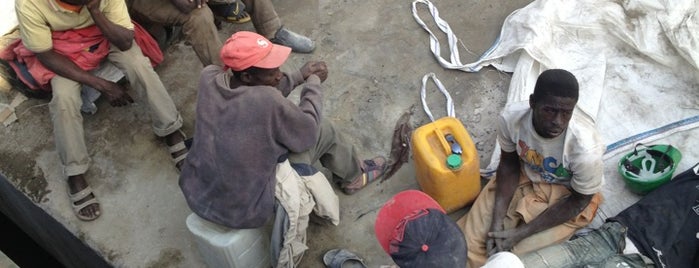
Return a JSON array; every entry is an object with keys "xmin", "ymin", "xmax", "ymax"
[
  {"xmin": 457, "ymin": 69, "xmax": 605, "ymax": 267},
  {"xmin": 126, "ymin": 0, "xmax": 315, "ymax": 67},
  {"xmin": 178, "ymin": 31, "xmax": 384, "ymax": 265},
  {"xmin": 519, "ymin": 161, "xmax": 699, "ymax": 267},
  {"xmin": 15, "ymin": 0, "xmax": 187, "ymax": 221}
]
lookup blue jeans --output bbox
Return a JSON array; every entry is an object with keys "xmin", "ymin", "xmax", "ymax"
[{"xmin": 518, "ymin": 222, "xmax": 653, "ymax": 268}]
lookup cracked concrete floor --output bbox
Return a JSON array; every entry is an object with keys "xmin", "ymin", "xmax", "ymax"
[{"xmin": 0, "ymin": 0, "xmax": 532, "ymax": 267}]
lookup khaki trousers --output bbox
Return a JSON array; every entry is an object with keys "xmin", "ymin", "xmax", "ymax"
[
  {"xmin": 456, "ymin": 172, "xmax": 602, "ymax": 268},
  {"xmin": 50, "ymin": 42, "xmax": 183, "ymax": 177}
]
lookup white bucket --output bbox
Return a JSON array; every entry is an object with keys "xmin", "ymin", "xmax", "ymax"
[{"xmin": 186, "ymin": 213, "xmax": 270, "ymax": 268}]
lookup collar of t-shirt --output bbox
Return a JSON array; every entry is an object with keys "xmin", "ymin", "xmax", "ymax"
[{"xmin": 54, "ymin": 0, "xmax": 83, "ymax": 13}]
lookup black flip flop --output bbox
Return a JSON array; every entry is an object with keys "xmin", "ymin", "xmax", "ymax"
[{"xmin": 322, "ymin": 249, "xmax": 367, "ymax": 268}]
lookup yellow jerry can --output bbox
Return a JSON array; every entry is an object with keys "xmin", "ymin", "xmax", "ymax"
[{"xmin": 411, "ymin": 116, "xmax": 480, "ymax": 213}]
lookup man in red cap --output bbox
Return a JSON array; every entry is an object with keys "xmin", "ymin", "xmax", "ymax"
[{"xmin": 178, "ymin": 31, "xmax": 385, "ymax": 264}]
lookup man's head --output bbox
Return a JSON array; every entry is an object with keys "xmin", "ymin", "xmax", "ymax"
[
  {"xmin": 375, "ymin": 190, "xmax": 467, "ymax": 268},
  {"xmin": 220, "ymin": 31, "xmax": 291, "ymax": 87},
  {"xmin": 529, "ymin": 69, "xmax": 579, "ymax": 138}
]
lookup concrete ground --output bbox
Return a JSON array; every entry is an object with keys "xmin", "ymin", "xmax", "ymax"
[
  {"xmin": 0, "ymin": 250, "xmax": 19, "ymax": 268},
  {"xmin": 0, "ymin": 0, "xmax": 532, "ymax": 267}
]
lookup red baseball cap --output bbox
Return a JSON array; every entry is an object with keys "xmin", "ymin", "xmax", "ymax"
[
  {"xmin": 375, "ymin": 190, "xmax": 445, "ymax": 253},
  {"xmin": 220, "ymin": 31, "xmax": 291, "ymax": 71},
  {"xmin": 375, "ymin": 190, "xmax": 467, "ymax": 267}
]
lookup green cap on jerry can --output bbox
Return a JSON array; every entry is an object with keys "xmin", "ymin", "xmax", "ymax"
[{"xmin": 446, "ymin": 154, "xmax": 462, "ymax": 169}]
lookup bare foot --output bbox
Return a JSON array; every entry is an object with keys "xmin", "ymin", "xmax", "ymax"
[{"xmin": 68, "ymin": 174, "xmax": 100, "ymax": 221}]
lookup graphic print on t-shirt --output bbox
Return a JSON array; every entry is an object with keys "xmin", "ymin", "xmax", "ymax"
[{"xmin": 518, "ymin": 140, "xmax": 571, "ymax": 182}]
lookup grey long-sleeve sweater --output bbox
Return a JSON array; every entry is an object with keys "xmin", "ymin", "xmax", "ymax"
[{"xmin": 179, "ymin": 65, "xmax": 323, "ymax": 228}]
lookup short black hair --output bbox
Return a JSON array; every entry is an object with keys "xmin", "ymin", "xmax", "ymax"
[{"xmin": 531, "ymin": 69, "xmax": 579, "ymax": 103}]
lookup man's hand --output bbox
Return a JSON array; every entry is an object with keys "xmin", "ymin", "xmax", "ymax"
[
  {"xmin": 171, "ymin": 0, "xmax": 207, "ymax": 13},
  {"xmin": 98, "ymin": 80, "xmax": 134, "ymax": 107},
  {"xmin": 73, "ymin": 0, "xmax": 133, "ymax": 50},
  {"xmin": 486, "ymin": 221, "xmax": 504, "ymax": 256},
  {"xmin": 301, "ymin": 61, "xmax": 328, "ymax": 82},
  {"xmin": 487, "ymin": 227, "xmax": 523, "ymax": 255},
  {"xmin": 35, "ymin": 50, "xmax": 135, "ymax": 105}
]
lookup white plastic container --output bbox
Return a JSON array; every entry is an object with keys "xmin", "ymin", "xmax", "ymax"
[{"xmin": 186, "ymin": 213, "xmax": 271, "ymax": 268}]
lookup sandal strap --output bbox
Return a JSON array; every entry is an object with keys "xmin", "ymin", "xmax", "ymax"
[
  {"xmin": 363, "ymin": 169, "xmax": 382, "ymax": 185},
  {"xmin": 172, "ymin": 152, "xmax": 188, "ymax": 164},
  {"xmin": 360, "ymin": 173, "xmax": 368, "ymax": 187},
  {"xmin": 168, "ymin": 141, "xmax": 187, "ymax": 153},
  {"xmin": 168, "ymin": 129, "xmax": 188, "ymax": 153},
  {"xmin": 69, "ymin": 186, "xmax": 94, "ymax": 202},
  {"xmin": 72, "ymin": 197, "xmax": 99, "ymax": 212}
]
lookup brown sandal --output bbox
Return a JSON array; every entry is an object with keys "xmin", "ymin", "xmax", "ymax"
[{"xmin": 343, "ymin": 156, "xmax": 387, "ymax": 195}]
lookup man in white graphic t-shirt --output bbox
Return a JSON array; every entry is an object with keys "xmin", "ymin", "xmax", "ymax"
[{"xmin": 457, "ymin": 69, "xmax": 605, "ymax": 268}]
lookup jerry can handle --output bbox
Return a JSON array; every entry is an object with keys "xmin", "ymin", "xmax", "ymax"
[
  {"xmin": 432, "ymin": 127, "xmax": 453, "ymax": 156},
  {"xmin": 420, "ymin": 73, "xmax": 455, "ymax": 122}
]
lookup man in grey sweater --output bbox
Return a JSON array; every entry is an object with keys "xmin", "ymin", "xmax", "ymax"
[{"xmin": 179, "ymin": 31, "xmax": 385, "ymax": 229}]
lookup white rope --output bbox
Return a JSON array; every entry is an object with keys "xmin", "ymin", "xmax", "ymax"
[
  {"xmin": 420, "ymin": 73, "xmax": 455, "ymax": 122},
  {"xmin": 411, "ymin": 0, "xmax": 480, "ymax": 72}
]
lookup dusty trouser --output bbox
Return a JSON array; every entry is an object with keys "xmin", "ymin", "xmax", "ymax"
[
  {"xmin": 127, "ymin": 0, "xmax": 222, "ymax": 66},
  {"xmin": 50, "ymin": 41, "xmax": 183, "ymax": 177},
  {"xmin": 287, "ymin": 119, "xmax": 362, "ymax": 185},
  {"xmin": 457, "ymin": 173, "xmax": 602, "ymax": 268},
  {"xmin": 209, "ymin": 0, "xmax": 281, "ymax": 38},
  {"xmin": 127, "ymin": 0, "xmax": 282, "ymax": 66},
  {"xmin": 519, "ymin": 221, "xmax": 654, "ymax": 268}
]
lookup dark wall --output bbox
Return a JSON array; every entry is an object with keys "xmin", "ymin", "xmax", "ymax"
[{"xmin": 0, "ymin": 174, "xmax": 111, "ymax": 268}]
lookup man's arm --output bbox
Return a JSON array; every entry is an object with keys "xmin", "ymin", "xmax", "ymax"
[
  {"xmin": 277, "ymin": 61, "xmax": 328, "ymax": 96},
  {"xmin": 487, "ymin": 150, "xmax": 521, "ymax": 255},
  {"xmin": 489, "ymin": 186, "xmax": 593, "ymax": 252},
  {"xmin": 36, "ymin": 50, "xmax": 133, "ymax": 106},
  {"xmin": 84, "ymin": 0, "xmax": 133, "ymax": 50}
]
